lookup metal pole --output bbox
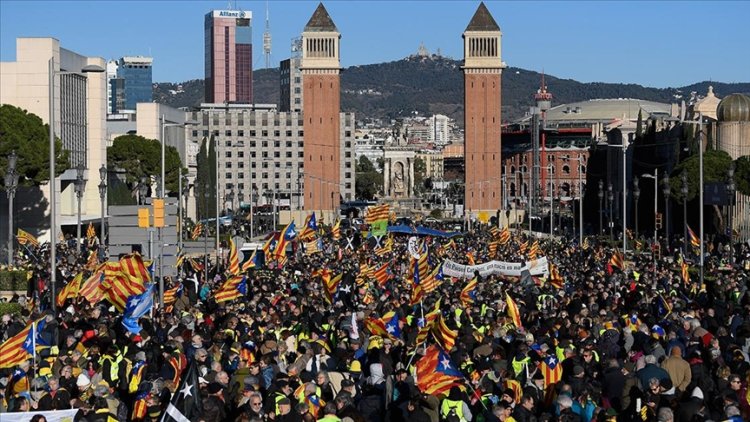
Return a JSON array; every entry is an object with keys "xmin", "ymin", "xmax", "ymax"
[
  {"xmin": 698, "ymin": 115, "xmax": 704, "ymax": 286},
  {"xmin": 7, "ymin": 186, "xmax": 13, "ymax": 266},
  {"xmin": 49, "ymin": 57, "xmax": 57, "ymax": 312},
  {"xmin": 549, "ymin": 168, "xmax": 553, "ymax": 239},
  {"xmin": 622, "ymin": 143, "xmax": 627, "ymax": 254},
  {"xmin": 161, "ymin": 114, "xmax": 166, "ymax": 197},
  {"xmin": 203, "ymin": 188, "xmax": 208, "ymax": 283},
  {"xmin": 215, "ymin": 136, "xmax": 220, "ymax": 266},
  {"xmin": 100, "ymin": 190, "xmax": 105, "ymax": 254},
  {"xmin": 654, "ymin": 169, "xmax": 658, "ymax": 246},
  {"xmin": 76, "ymin": 191, "xmax": 82, "ymax": 254},
  {"xmin": 178, "ymin": 174, "xmax": 182, "ymax": 251},
  {"xmin": 578, "ymin": 158, "xmax": 583, "ymax": 246}
]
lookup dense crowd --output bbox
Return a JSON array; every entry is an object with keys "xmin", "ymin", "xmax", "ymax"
[{"xmin": 1, "ymin": 224, "xmax": 750, "ymax": 422}]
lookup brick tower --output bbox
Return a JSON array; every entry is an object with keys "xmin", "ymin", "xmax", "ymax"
[
  {"xmin": 463, "ymin": 2, "xmax": 505, "ymax": 216},
  {"xmin": 301, "ymin": 3, "xmax": 341, "ymax": 213}
]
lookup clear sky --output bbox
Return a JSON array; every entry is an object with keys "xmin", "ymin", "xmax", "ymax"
[{"xmin": 1, "ymin": 1, "xmax": 748, "ymax": 88}]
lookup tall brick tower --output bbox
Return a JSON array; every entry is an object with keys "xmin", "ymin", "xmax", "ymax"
[
  {"xmin": 301, "ymin": 3, "xmax": 341, "ymax": 213},
  {"xmin": 463, "ymin": 3, "xmax": 505, "ymax": 216}
]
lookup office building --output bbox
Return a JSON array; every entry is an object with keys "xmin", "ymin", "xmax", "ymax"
[
  {"xmin": 301, "ymin": 3, "xmax": 342, "ymax": 212},
  {"xmin": 280, "ymin": 37, "xmax": 303, "ymax": 112},
  {"xmin": 185, "ymin": 104, "xmax": 356, "ymax": 213},
  {"xmin": 205, "ymin": 9, "xmax": 253, "ymax": 104},
  {"xmin": 463, "ymin": 3, "xmax": 505, "ymax": 213},
  {"xmin": 0, "ymin": 37, "xmax": 107, "ymax": 242},
  {"xmin": 108, "ymin": 56, "xmax": 153, "ymax": 114},
  {"xmin": 429, "ymin": 114, "xmax": 451, "ymax": 145}
]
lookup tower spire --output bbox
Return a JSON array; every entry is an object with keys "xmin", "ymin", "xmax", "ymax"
[{"xmin": 263, "ymin": 0, "xmax": 272, "ymax": 69}]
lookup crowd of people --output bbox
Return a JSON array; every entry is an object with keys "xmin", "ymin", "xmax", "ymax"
[{"xmin": 1, "ymin": 220, "xmax": 749, "ymax": 422}]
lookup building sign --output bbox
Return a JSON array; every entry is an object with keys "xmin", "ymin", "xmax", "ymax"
[{"xmin": 212, "ymin": 10, "xmax": 252, "ymax": 19}]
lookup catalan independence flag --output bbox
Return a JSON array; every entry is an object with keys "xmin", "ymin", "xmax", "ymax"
[
  {"xmin": 79, "ymin": 269, "xmax": 105, "ymax": 304},
  {"xmin": 422, "ymin": 264, "xmax": 444, "ymax": 294},
  {"xmin": 373, "ymin": 262, "xmax": 392, "ymax": 287},
  {"xmin": 415, "ymin": 345, "xmax": 465, "ymax": 396},
  {"xmin": 331, "ymin": 219, "xmax": 341, "ymax": 239},
  {"xmin": 163, "ymin": 283, "xmax": 183, "ymax": 306},
  {"xmin": 228, "ymin": 238, "xmax": 240, "ymax": 275},
  {"xmin": 460, "ymin": 277, "xmax": 478, "ymax": 307},
  {"xmin": 299, "ymin": 213, "xmax": 318, "ymax": 241},
  {"xmin": 540, "ymin": 355, "xmax": 562, "ymax": 387},
  {"xmin": 273, "ymin": 221, "xmax": 296, "ymax": 261},
  {"xmin": 214, "ymin": 275, "xmax": 247, "ymax": 303},
  {"xmin": 416, "ymin": 300, "xmax": 441, "ymax": 345},
  {"xmin": 506, "ymin": 293, "xmax": 523, "ymax": 329},
  {"xmin": 498, "ymin": 227, "xmax": 511, "ymax": 245},
  {"xmin": 16, "ymin": 229, "xmax": 39, "ymax": 247},
  {"xmin": 0, "ymin": 318, "xmax": 45, "ymax": 369},
  {"xmin": 191, "ymin": 223, "xmax": 203, "ymax": 240},
  {"xmin": 322, "ymin": 271, "xmax": 342, "ymax": 303},
  {"xmin": 86, "ymin": 222, "xmax": 96, "ymax": 241}
]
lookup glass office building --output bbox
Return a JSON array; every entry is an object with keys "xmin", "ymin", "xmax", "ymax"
[
  {"xmin": 205, "ymin": 9, "xmax": 253, "ymax": 104},
  {"xmin": 111, "ymin": 56, "xmax": 153, "ymax": 113}
]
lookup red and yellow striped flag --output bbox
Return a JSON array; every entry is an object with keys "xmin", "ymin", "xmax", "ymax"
[
  {"xmin": 56, "ymin": 272, "xmax": 82, "ymax": 308},
  {"xmin": 0, "ymin": 318, "xmax": 44, "ymax": 369},
  {"xmin": 214, "ymin": 275, "xmax": 247, "ymax": 303},
  {"xmin": 681, "ymin": 261, "xmax": 690, "ymax": 284},
  {"xmin": 373, "ymin": 262, "xmax": 391, "ymax": 287},
  {"xmin": 86, "ymin": 223, "xmax": 96, "ymax": 241},
  {"xmin": 498, "ymin": 227, "xmax": 511, "ymax": 245},
  {"xmin": 365, "ymin": 204, "xmax": 389, "ymax": 224},
  {"xmin": 609, "ymin": 251, "xmax": 625, "ymax": 271},
  {"xmin": 191, "ymin": 223, "xmax": 203, "ymax": 240},
  {"xmin": 506, "ymin": 293, "xmax": 522, "ymax": 329},
  {"xmin": 415, "ymin": 346, "xmax": 464, "ymax": 396},
  {"xmin": 228, "ymin": 238, "xmax": 240, "ymax": 275},
  {"xmin": 16, "ymin": 229, "xmax": 39, "ymax": 247},
  {"xmin": 548, "ymin": 263, "xmax": 564, "ymax": 289},
  {"xmin": 79, "ymin": 269, "xmax": 105, "ymax": 304},
  {"xmin": 460, "ymin": 277, "xmax": 478, "ymax": 307},
  {"xmin": 434, "ymin": 315, "xmax": 458, "ymax": 351}
]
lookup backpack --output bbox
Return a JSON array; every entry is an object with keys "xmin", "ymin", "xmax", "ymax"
[{"xmin": 441, "ymin": 403, "xmax": 461, "ymax": 422}]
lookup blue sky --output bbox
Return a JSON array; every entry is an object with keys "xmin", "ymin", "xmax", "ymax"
[{"xmin": 1, "ymin": 1, "xmax": 748, "ymax": 88}]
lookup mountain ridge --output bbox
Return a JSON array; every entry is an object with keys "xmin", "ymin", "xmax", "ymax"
[{"xmin": 153, "ymin": 55, "xmax": 750, "ymax": 124}]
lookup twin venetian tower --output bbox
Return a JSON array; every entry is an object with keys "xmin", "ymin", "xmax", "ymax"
[{"xmin": 302, "ymin": 3, "xmax": 505, "ymax": 215}]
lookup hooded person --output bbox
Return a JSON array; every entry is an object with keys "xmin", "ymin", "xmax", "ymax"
[{"xmin": 440, "ymin": 386, "xmax": 472, "ymax": 422}]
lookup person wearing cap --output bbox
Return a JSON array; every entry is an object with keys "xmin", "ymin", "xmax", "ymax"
[
  {"xmin": 71, "ymin": 373, "xmax": 93, "ymax": 409},
  {"xmin": 205, "ymin": 382, "xmax": 228, "ymax": 420}
]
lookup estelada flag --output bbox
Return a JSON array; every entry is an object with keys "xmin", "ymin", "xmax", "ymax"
[
  {"xmin": 56, "ymin": 272, "xmax": 82, "ymax": 308},
  {"xmin": 16, "ymin": 229, "xmax": 39, "ymax": 247},
  {"xmin": 540, "ymin": 355, "xmax": 562, "ymax": 387},
  {"xmin": 415, "ymin": 345, "xmax": 464, "ymax": 396},
  {"xmin": 608, "ymin": 250, "xmax": 624, "ymax": 271},
  {"xmin": 460, "ymin": 277, "xmax": 478, "ymax": 307}
]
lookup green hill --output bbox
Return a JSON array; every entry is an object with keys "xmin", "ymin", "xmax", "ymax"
[{"xmin": 153, "ymin": 55, "xmax": 750, "ymax": 125}]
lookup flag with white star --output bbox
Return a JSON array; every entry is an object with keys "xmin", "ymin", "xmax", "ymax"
[
  {"xmin": 541, "ymin": 354, "xmax": 562, "ymax": 387},
  {"xmin": 415, "ymin": 345, "xmax": 464, "ymax": 395},
  {"xmin": 161, "ymin": 361, "xmax": 202, "ymax": 421}
]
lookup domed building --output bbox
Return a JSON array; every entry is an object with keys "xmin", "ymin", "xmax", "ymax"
[{"xmin": 717, "ymin": 93, "xmax": 750, "ymax": 244}]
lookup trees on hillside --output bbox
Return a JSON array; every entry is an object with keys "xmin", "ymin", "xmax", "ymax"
[{"xmin": 0, "ymin": 104, "xmax": 70, "ymax": 186}]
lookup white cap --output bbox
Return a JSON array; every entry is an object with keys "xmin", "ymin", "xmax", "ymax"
[
  {"xmin": 691, "ymin": 387, "xmax": 704, "ymax": 400},
  {"xmin": 77, "ymin": 373, "xmax": 90, "ymax": 387}
]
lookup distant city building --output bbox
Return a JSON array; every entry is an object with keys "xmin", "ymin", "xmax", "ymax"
[
  {"xmin": 205, "ymin": 9, "xmax": 253, "ymax": 104},
  {"xmin": 279, "ymin": 37, "xmax": 303, "ymax": 112},
  {"xmin": 186, "ymin": 104, "xmax": 356, "ymax": 211},
  {"xmin": 716, "ymin": 93, "xmax": 750, "ymax": 243},
  {"xmin": 416, "ymin": 150, "xmax": 444, "ymax": 181},
  {"xmin": 108, "ymin": 56, "xmax": 153, "ymax": 114},
  {"xmin": 0, "ymin": 37, "xmax": 107, "ymax": 242},
  {"xmin": 429, "ymin": 114, "xmax": 451, "ymax": 144}
]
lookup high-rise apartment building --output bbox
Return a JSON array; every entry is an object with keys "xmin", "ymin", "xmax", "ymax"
[
  {"xmin": 301, "ymin": 3, "xmax": 342, "ymax": 212},
  {"xmin": 429, "ymin": 114, "xmax": 451, "ymax": 145},
  {"xmin": 463, "ymin": 3, "xmax": 505, "ymax": 213},
  {"xmin": 205, "ymin": 9, "xmax": 253, "ymax": 104}
]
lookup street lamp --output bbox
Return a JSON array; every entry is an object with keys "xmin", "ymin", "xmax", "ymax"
[
  {"xmin": 179, "ymin": 175, "xmax": 188, "ymax": 251},
  {"xmin": 633, "ymin": 177, "xmax": 640, "ymax": 239},
  {"xmin": 74, "ymin": 163, "xmax": 86, "ymax": 254},
  {"xmin": 662, "ymin": 175, "xmax": 670, "ymax": 244},
  {"xmin": 681, "ymin": 172, "xmax": 689, "ymax": 255},
  {"xmin": 226, "ymin": 187, "xmax": 235, "ymax": 214},
  {"xmin": 598, "ymin": 180, "xmax": 604, "ymax": 235},
  {"xmin": 203, "ymin": 182, "xmax": 210, "ymax": 283},
  {"xmin": 5, "ymin": 150, "xmax": 19, "ymax": 265},
  {"xmin": 727, "ymin": 163, "xmax": 736, "ymax": 263},
  {"xmin": 48, "ymin": 58, "xmax": 105, "ymax": 312},
  {"xmin": 607, "ymin": 182, "xmax": 614, "ymax": 241},
  {"xmin": 98, "ymin": 165, "xmax": 107, "ymax": 258}
]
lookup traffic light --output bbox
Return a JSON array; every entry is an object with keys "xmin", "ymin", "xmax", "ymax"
[
  {"xmin": 153, "ymin": 199, "xmax": 165, "ymax": 228},
  {"xmin": 138, "ymin": 208, "xmax": 150, "ymax": 228},
  {"xmin": 655, "ymin": 213, "xmax": 663, "ymax": 229}
]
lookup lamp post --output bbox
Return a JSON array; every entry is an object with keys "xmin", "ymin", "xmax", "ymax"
[
  {"xmin": 74, "ymin": 163, "xmax": 86, "ymax": 254},
  {"xmin": 5, "ymin": 150, "xmax": 18, "ymax": 265},
  {"xmin": 226, "ymin": 187, "xmax": 235, "ymax": 214},
  {"xmin": 662, "ymin": 175, "xmax": 670, "ymax": 245},
  {"xmin": 726, "ymin": 163, "xmax": 735, "ymax": 263},
  {"xmin": 681, "ymin": 172, "xmax": 688, "ymax": 255},
  {"xmin": 179, "ymin": 175, "xmax": 188, "ymax": 252},
  {"xmin": 607, "ymin": 182, "xmax": 614, "ymax": 241},
  {"xmin": 633, "ymin": 177, "xmax": 640, "ymax": 239},
  {"xmin": 203, "ymin": 182, "xmax": 210, "ymax": 283},
  {"xmin": 98, "ymin": 165, "xmax": 107, "ymax": 258},
  {"xmin": 598, "ymin": 180, "xmax": 604, "ymax": 235},
  {"xmin": 251, "ymin": 184, "xmax": 258, "ymax": 239},
  {"xmin": 48, "ymin": 58, "xmax": 105, "ymax": 312}
]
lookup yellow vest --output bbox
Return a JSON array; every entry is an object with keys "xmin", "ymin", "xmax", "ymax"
[{"xmin": 441, "ymin": 399, "xmax": 467, "ymax": 422}]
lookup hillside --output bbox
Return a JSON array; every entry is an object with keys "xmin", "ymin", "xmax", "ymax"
[{"xmin": 153, "ymin": 55, "xmax": 750, "ymax": 124}]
